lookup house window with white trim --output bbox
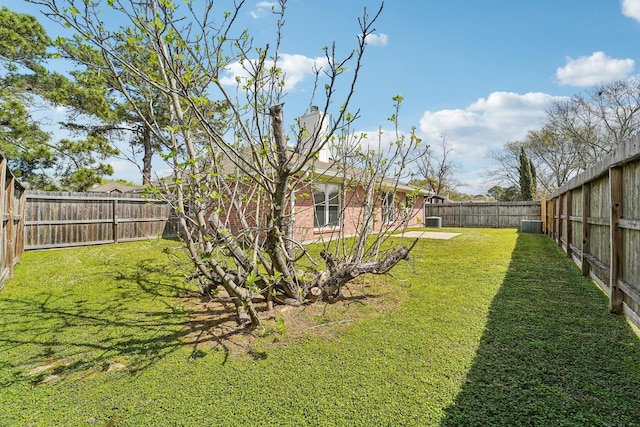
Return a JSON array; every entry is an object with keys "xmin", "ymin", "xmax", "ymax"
[
  {"xmin": 313, "ymin": 184, "xmax": 340, "ymax": 228},
  {"xmin": 382, "ymin": 191, "xmax": 395, "ymax": 224},
  {"xmin": 404, "ymin": 194, "xmax": 416, "ymax": 214}
]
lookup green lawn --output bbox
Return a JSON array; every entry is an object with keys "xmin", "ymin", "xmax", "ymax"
[{"xmin": 1, "ymin": 229, "xmax": 640, "ymax": 426}]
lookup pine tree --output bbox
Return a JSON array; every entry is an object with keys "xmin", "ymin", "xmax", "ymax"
[{"xmin": 0, "ymin": 7, "xmax": 117, "ymax": 190}]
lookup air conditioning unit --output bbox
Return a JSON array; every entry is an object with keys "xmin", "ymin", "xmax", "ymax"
[
  {"xmin": 425, "ymin": 216, "xmax": 441, "ymax": 228},
  {"xmin": 521, "ymin": 220, "xmax": 543, "ymax": 233}
]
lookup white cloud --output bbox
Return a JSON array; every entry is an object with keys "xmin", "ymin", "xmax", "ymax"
[
  {"xmin": 420, "ymin": 92, "xmax": 561, "ymax": 149},
  {"xmin": 622, "ymin": 0, "xmax": 640, "ymax": 22},
  {"xmin": 110, "ymin": 159, "xmax": 131, "ymax": 174},
  {"xmin": 250, "ymin": 1, "xmax": 278, "ymax": 19},
  {"xmin": 556, "ymin": 51, "xmax": 634, "ymax": 86},
  {"xmin": 418, "ymin": 92, "xmax": 567, "ymax": 193},
  {"xmin": 220, "ymin": 54, "xmax": 329, "ymax": 91},
  {"xmin": 363, "ymin": 33, "xmax": 388, "ymax": 47}
]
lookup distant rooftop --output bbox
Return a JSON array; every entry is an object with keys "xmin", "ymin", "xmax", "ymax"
[{"xmin": 87, "ymin": 182, "xmax": 145, "ymax": 194}]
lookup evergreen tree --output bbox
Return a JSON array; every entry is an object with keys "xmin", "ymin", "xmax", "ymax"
[
  {"xmin": 529, "ymin": 158, "xmax": 537, "ymax": 198},
  {"xmin": 519, "ymin": 146, "xmax": 534, "ymax": 200},
  {"xmin": 0, "ymin": 7, "xmax": 117, "ymax": 190}
]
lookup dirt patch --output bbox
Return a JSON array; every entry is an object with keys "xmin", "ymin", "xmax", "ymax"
[
  {"xmin": 22, "ymin": 358, "xmax": 68, "ymax": 385},
  {"xmin": 25, "ymin": 358, "xmax": 65, "ymax": 377},
  {"xmin": 177, "ymin": 275, "xmax": 406, "ymax": 358},
  {"xmin": 23, "ymin": 357, "xmax": 130, "ymax": 385},
  {"xmin": 107, "ymin": 362, "xmax": 127, "ymax": 372}
]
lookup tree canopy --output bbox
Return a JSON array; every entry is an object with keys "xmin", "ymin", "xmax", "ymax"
[
  {"xmin": 0, "ymin": 6, "xmax": 117, "ymax": 190},
  {"xmin": 518, "ymin": 146, "xmax": 535, "ymax": 201},
  {"xmin": 27, "ymin": 0, "xmax": 423, "ymax": 328},
  {"xmin": 488, "ymin": 78, "xmax": 640, "ymax": 197}
]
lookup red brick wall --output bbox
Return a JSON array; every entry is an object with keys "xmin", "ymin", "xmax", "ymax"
[
  {"xmin": 292, "ymin": 184, "xmax": 426, "ymax": 243},
  {"xmin": 217, "ymin": 181, "xmax": 426, "ymax": 244}
]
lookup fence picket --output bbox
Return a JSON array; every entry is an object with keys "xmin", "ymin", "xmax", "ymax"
[
  {"xmin": 424, "ymin": 201, "xmax": 541, "ymax": 228},
  {"xmin": 23, "ymin": 191, "xmax": 177, "ymax": 250},
  {"xmin": 546, "ymin": 135, "xmax": 640, "ymax": 326},
  {"xmin": 0, "ymin": 155, "xmax": 26, "ymax": 290}
]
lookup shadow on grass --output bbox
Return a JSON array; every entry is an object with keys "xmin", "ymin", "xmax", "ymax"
[
  {"xmin": 441, "ymin": 233, "xmax": 640, "ymax": 426},
  {"xmin": 0, "ymin": 258, "xmax": 250, "ymax": 387}
]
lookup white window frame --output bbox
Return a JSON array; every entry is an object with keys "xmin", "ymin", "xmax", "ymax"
[
  {"xmin": 313, "ymin": 183, "xmax": 340, "ymax": 229},
  {"xmin": 382, "ymin": 191, "xmax": 396, "ymax": 224}
]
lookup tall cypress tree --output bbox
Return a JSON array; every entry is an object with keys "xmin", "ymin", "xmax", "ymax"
[
  {"xmin": 519, "ymin": 147, "xmax": 534, "ymax": 201},
  {"xmin": 529, "ymin": 158, "xmax": 537, "ymax": 199}
]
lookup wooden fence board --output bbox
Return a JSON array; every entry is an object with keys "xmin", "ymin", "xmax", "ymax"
[
  {"xmin": 0, "ymin": 155, "xmax": 26, "ymax": 290},
  {"xmin": 588, "ymin": 177, "xmax": 610, "ymax": 268},
  {"xmin": 570, "ymin": 186, "xmax": 583, "ymax": 261},
  {"xmin": 610, "ymin": 167, "xmax": 623, "ymax": 313},
  {"xmin": 547, "ymin": 134, "xmax": 640, "ymax": 326},
  {"xmin": 424, "ymin": 201, "xmax": 541, "ymax": 229},
  {"xmin": 24, "ymin": 191, "xmax": 176, "ymax": 250}
]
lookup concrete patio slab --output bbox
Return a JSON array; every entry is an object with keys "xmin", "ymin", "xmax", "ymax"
[{"xmin": 400, "ymin": 231, "xmax": 461, "ymax": 240}]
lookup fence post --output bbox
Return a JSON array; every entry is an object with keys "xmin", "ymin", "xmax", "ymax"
[
  {"xmin": 551, "ymin": 197, "xmax": 556, "ymax": 238},
  {"xmin": 0, "ymin": 158, "xmax": 6, "ymax": 283},
  {"xmin": 556, "ymin": 196, "xmax": 563, "ymax": 247},
  {"xmin": 565, "ymin": 190, "xmax": 572, "ymax": 258},
  {"xmin": 15, "ymin": 187, "xmax": 25, "ymax": 261},
  {"xmin": 5, "ymin": 175, "xmax": 14, "ymax": 279},
  {"xmin": 609, "ymin": 167, "xmax": 623, "ymax": 314},
  {"xmin": 540, "ymin": 197, "xmax": 547, "ymax": 232},
  {"xmin": 581, "ymin": 183, "xmax": 590, "ymax": 277},
  {"xmin": 113, "ymin": 198, "xmax": 119, "ymax": 244}
]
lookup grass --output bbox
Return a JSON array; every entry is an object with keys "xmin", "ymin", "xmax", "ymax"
[{"xmin": 1, "ymin": 229, "xmax": 640, "ymax": 426}]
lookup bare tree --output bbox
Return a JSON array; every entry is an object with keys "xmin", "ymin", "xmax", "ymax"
[
  {"xmin": 487, "ymin": 127, "xmax": 582, "ymax": 197},
  {"xmin": 31, "ymin": 0, "xmax": 423, "ymax": 327},
  {"xmin": 485, "ymin": 140, "xmax": 524, "ymax": 189},
  {"xmin": 545, "ymin": 98, "xmax": 609, "ymax": 169},
  {"xmin": 488, "ymin": 78, "xmax": 640, "ymax": 196},
  {"xmin": 524, "ymin": 125, "xmax": 582, "ymax": 192},
  {"xmin": 584, "ymin": 79, "xmax": 640, "ymax": 144},
  {"xmin": 415, "ymin": 134, "xmax": 457, "ymax": 195},
  {"xmin": 546, "ymin": 78, "xmax": 640, "ymax": 168}
]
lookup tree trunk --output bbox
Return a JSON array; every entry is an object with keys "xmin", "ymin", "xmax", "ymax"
[
  {"xmin": 266, "ymin": 103, "xmax": 301, "ymax": 302},
  {"xmin": 306, "ymin": 287, "xmax": 322, "ymax": 303},
  {"xmin": 141, "ymin": 124, "xmax": 153, "ymax": 185},
  {"xmin": 316, "ymin": 239, "xmax": 419, "ymax": 299}
]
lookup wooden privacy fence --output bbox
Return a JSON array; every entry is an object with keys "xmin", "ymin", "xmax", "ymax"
[
  {"xmin": 24, "ymin": 191, "xmax": 177, "ymax": 250},
  {"xmin": 0, "ymin": 156, "xmax": 26, "ymax": 289},
  {"xmin": 545, "ymin": 135, "xmax": 640, "ymax": 326},
  {"xmin": 424, "ymin": 201, "xmax": 541, "ymax": 228}
]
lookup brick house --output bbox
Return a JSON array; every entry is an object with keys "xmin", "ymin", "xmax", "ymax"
[
  {"xmin": 220, "ymin": 108, "xmax": 429, "ymax": 243},
  {"xmin": 163, "ymin": 106, "xmax": 429, "ymax": 244},
  {"xmin": 289, "ymin": 161, "xmax": 427, "ymax": 243},
  {"xmin": 286, "ymin": 107, "xmax": 427, "ymax": 243},
  {"xmin": 216, "ymin": 160, "xmax": 427, "ymax": 245}
]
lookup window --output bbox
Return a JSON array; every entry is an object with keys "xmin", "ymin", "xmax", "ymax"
[
  {"xmin": 313, "ymin": 184, "xmax": 340, "ymax": 228},
  {"xmin": 382, "ymin": 191, "xmax": 395, "ymax": 224},
  {"xmin": 405, "ymin": 195, "xmax": 416, "ymax": 210},
  {"xmin": 404, "ymin": 194, "xmax": 417, "ymax": 216}
]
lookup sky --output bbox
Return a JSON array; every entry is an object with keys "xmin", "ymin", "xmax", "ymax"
[{"xmin": 5, "ymin": 0, "xmax": 640, "ymax": 194}]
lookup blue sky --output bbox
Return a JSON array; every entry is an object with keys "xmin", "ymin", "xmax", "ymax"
[{"xmin": 6, "ymin": 0, "xmax": 640, "ymax": 194}]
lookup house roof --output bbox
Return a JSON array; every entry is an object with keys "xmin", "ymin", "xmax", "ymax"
[
  {"xmin": 307, "ymin": 158, "xmax": 431, "ymax": 196},
  {"xmin": 87, "ymin": 182, "xmax": 143, "ymax": 193},
  {"xmin": 150, "ymin": 148, "xmax": 431, "ymax": 196}
]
